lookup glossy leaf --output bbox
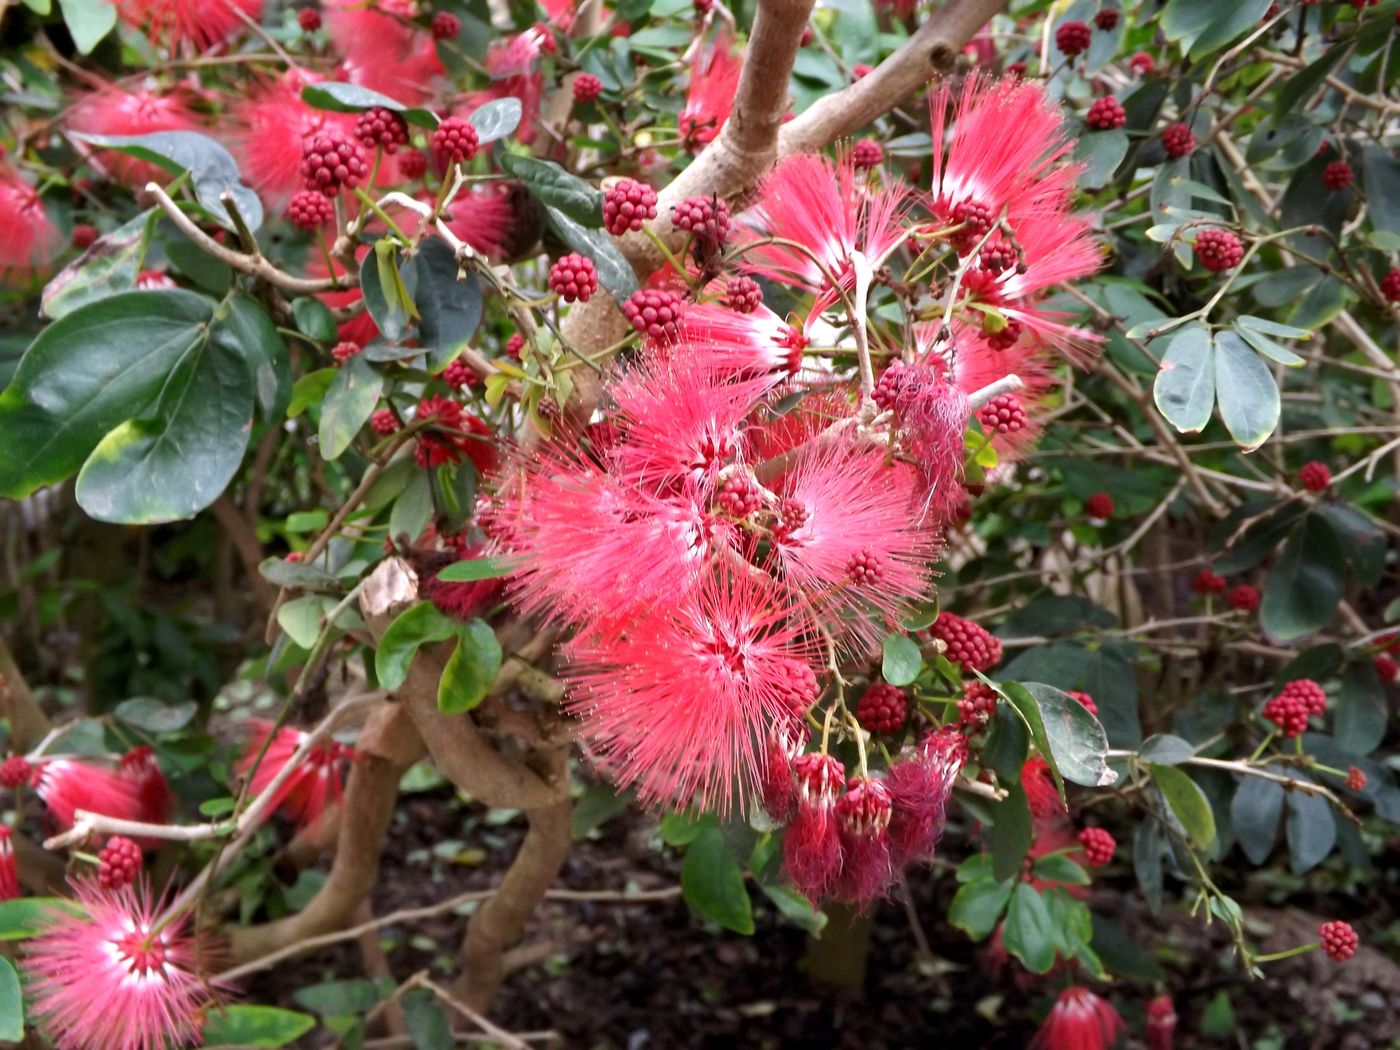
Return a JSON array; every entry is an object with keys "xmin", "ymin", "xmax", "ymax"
[
  {"xmin": 1003, "ymin": 883, "xmax": 1056, "ymax": 975},
  {"xmin": 41, "ymin": 209, "xmax": 155, "ymax": 321},
  {"xmin": 1150, "ymin": 763, "xmax": 1216, "ymax": 850},
  {"xmin": 300, "ymin": 82, "xmax": 436, "ymax": 127},
  {"xmin": 948, "ymin": 876, "xmax": 1014, "ymax": 941},
  {"xmin": 375, "ymin": 602, "xmax": 457, "ymax": 689},
  {"xmin": 437, "ymin": 619, "xmax": 502, "ymax": 714},
  {"xmin": 880, "ymin": 633, "xmax": 922, "ymax": 686},
  {"xmin": 413, "ymin": 238, "xmax": 483, "ymax": 370},
  {"xmin": 545, "ymin": 207, "xmax": 639, "ymax": 297},
  {"xmin": 56, "ymin": 0, "xmax": 114, "ymax": 52},
  {"xmin": 203, "ymin": 1006, "xmax": 316, "ymax": 1048},
  {"xmin": 467, "ymin": 97, "xmax": 523, "ymax": 143},
  {"xmin": 1260, "ymin": 514, "xmax": 1345, "ymax": 643},
  {"xmin": 1213, "ymin": 330, "xmax": 1280, "ymax": 450},
  {"xmin": 1231, "ymin": 774, "xmax": 1284, "ymax": 865},
  {"xmin": 1153, "ymin": 324, "xmax": 1215, "ymax": 433},
  {"xmin": 436, "ymin": 556, "xmax": 519, "ymax": 582},
  {"xmin": 681, "ymin": 826, "xmax": 754, "ymax": 934},
  {"xmin": 499, "ymin": 153, "xmax": 603, "ymax": 225},
  {"xmin": 360, "ymin": 240, "xmax": 419, "ymax": 343},
  {"xmin": 318, "ymin": 354, "xmax": 383, "ymax": 461},
  {"xmin": 990, "ymin": 783, "xmax": 1033, "ymax": 882},
  {"xmin": 1285, "ymin": 781, "xmax": 1336, "ymax": 875}
]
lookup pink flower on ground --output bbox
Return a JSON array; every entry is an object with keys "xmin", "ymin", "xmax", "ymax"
[
  {"xmin": 67, "ymin": 86, "xmax": 198, "ymax": 188},
  {"xmin": 24, "ymin": 880, "xmax": 226, "ymax": 1050},
  {"xmin": 679, "ymin": 32, "xmax": 743, "ymax": 149},
  {"xmin": 33, "ymin": 760, "xmax": 144, "ymax": 831},
  {"xmin": 1031, "ymin": 986, "xmax": 1125, "ymax": 1050},
  {"xmin": 237, "ymin": 720, "xmax": 352, "ymax": 829}
]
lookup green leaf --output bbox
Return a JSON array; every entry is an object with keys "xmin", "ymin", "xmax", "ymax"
[
  {"xmin": 1189, "ymin": 0, "xmax": 1273, "ymax": 59},
  {"xmin": 571, "ymin": 783, "xmax": 631, "ymax": 838},
  {"xmin": 0, "ymin": 957, "xmax": 21, "ymax": 1042},
  {"xmin": 1233, "ymin": 323, "xmax": 1305, "ymax": 367},
  {"xmin": 881, "ymin": 633, "xmax": 922, "ymax": 686},
  {"xmin": 990, "ymin": 783, "xmax": 1033, "ymax": 882},
  {"xmin": 948, "ymin": 876, "xmax": 1014, "ymax": 940},
  {"xmin": 545, "ymin": 208, "xmax": 639, "ymax": 298},
  {"xmin": 760, "ymin": 883, "xmax": 827, "ymax": 935},
  {"xmin": 681, "ymin": 826, "xmax": 754, "ymax": 933},
  {"xmin": 113, "ymin": 697, "xmax": 198, "ymax": 733},
  {"xmin": 436, "ymin": 556, "xmax": 519, "ymax": 582},
  {"xmin": 41, "ymin": 209, "xmax": 155, "ymax": 321},
  {"xmin": 1213, "ymin": 330, "xmax": 1280, "ymax": 451},
  {"xmin": 389, "ymin": 469, "xmax": 433, "ymax": 544},
  {"xmin": 1134, "ymin": 822, "xmax": 1165, "ymax": 913},
  {"xmin": 1016, "ymin": 683, "xmax": 1116, "ymax": 789},
  {"xmin": 360, "ymin": 240, "xmax": 419, "ymax": 343},
  {"xmin": 72, "ymin": 131, "xmax": 264, "ymax": 233},
  {"xmin": 1230, "ymin": 774, "xmax": 1284, "ymax": 865},
  {"xmin": 203, "ymin": 1005, "xmax": 317, "ymax": 1048},
  {"xmin": 294, "ymin": 978, "xmax": 385, "ymax": 1016},
  {"xmin": 0, "ymin": 898, "xmax": 86, "ymax": 940},
  {"xmin": 1334, "ymin": 662, "xmax": 1387, "ymax": 755},
  {"xmin": 412, "ymin": 239, "xmax": 483, "ymax": 370},
  {"xmin": 401, "ymin": 990, "xmax": 452, "ymax": 1050},
  {"xmin": 437, "ymin": 618, "xmax": 502, "ymax": 714},
  {"xmin": 1153, "ymin": 324, "xmax": 1215, "ymax": 434},
  {"xmin": 1075, "ymin": 128, "xmax": 1129, "ymax": 187},
  {"xmin": 1260, "ymin": 514, "xmax": 1345, "ymax": 643},
  {"xmin": 983, "ymin": 704, "xmax": 1029, "ymax": 785},
  {"xmin": 1273, "ymin": 45, "xmax": 1349, "ymax": 127},
  {"xmin": 1361, "ymin": 146, "xmax": 1400, "ymax": 240},
  {"xmin": 499, "ymin": 153, "xmax": 603, "ymax": 225},
  {"xmin": 467, "ymin": 97, "xmax": 523, "ymax": 143},
  {"xmin": 375, "ymin": 602, "xmax": 457, "ymax": 689},
  {"xmin": 218, "ymin": 296, "xmax": 290, "ymax": 420},
  {"xmin": 288, "ymin": 369, "xmax": 335, "ymax": 418},
  {"xmin": 1033, "ymin": 853, "xmax": 1092, "ymax": 886},
  {"xmin": 293, "ymin": 297, "xmax": 338, "ymax": 343},
  {"xmin": 56, "ymin": 0, "xmax": 114, "ymax": 52},
  {"xmin": 300, "ymin": 82, "xmax": 436, "ymax": 128},
  {"xmin": 1003, "ymin": 883, "xmax": 1056, "ymax": 974},
  {"xmin": 1285, "ymin": 782, "xmax": 1336, "ymax": 875},
  {"xmin": 1150, "ymin": 763, "xmax": 1217, "ymax": 850},
  {"xmin": 74, "ymin": 299, "xmax": 257, "ymax": 524},
  {"xmin": 277, "ymin": 595, "xmax": 332, "ymax": 649},
  {"xmin": 1139, "ymin": 734, "xmax": 1195, "ymax": 765},
  {"xmin": 318, "ymin": 354, "xmax": 383, "ymax": 461}
]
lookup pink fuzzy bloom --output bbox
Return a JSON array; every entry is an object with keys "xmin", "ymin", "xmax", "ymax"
[
  {"xmin": 114, "ymin": 0, "xmax": 259, "ymax": 49},
  {"xmin": 0, "ymin": 167, "xmax": 59, "ymax": 284},
  {"xmin": 834, "ymin": 776, "xmax": 894, "ymax": 906},
  {"xmin": 326, "ymin": 0, "xmax": 444, "ymax": 106},
  {"xmin": 233, "ymin": 74, "xmax": 356, "ymax": 207},
  {"xmin": 564, "ymin": 568, "xmax": 818, "ymax": 815},
  {"xmin": 678, "ymin": 301, "xmax": 811, "ymax": 386},
  {"xmin": 119, "ymin": 746, "xmax": 174, "ymax": 827},
  {"xmin": 768, "ymin": 444, "xmax": 939, "ymax": 651},
  {"xmin": 441, "ymin": 186, "xmax": 516, "ymax": 258},
  {"xmin": 887, "ymin": 726, "xmax": 964, "ymax": 866},
  {"xmin": 680, "ymin": 32, "xmax": 743, "ymax": 149},
  {"xmin": 24, "ymin": 879, "xmax": 226, "ymax": 1050},
  {"xmin": 0, "ymin": 827, "xmax": 17, "ymax": 901},
  {"xmin": 486, "ymin": 24, "xmax": 554, "ymax": 77},
  {"xmin": 33, "ymin": 760, "xmax": 144, "ymax": 831},
  {"xmin": 872, "ymin": 360, "xmax": 970, "ymax": 519},
  {"xmin": 1031, "ymin": 986, "xmax": 1125, "ymax": 1050},
  {"xmin": 67, "ymin": 86, "xmax": 198, "ymax": 188},
  {"xmin": 237, "ymin": 720, "xmax": 352, "ymax": 829},
  {"xmin": 738, "ymin": 150, "xmax": 909, "ymax": 312},
  {"xmin": 783, "ymin": 753, "xmax": 845, "ymax": 900},
  {"xmin": 759, "ymin": 733, "xmax": 802, "ymax": 823}
]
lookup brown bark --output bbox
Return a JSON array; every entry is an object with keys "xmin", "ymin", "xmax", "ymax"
[{"xmin": 0, "ymin": 634, "xmax": 51, "ymax": 751}]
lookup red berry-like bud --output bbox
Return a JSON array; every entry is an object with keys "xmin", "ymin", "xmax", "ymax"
[
  {"xmin": 297, "ymin": 7, "xmax": 321, "ymax": 30},
  {"xmin": 300, "ymin": 132, "xmax": 367, "ymax": 198},
  {"xmin": 977, "ymin": 393, "xmax": 1028, "ymax": 434},
  {"xmin": 1192, "ymin": 568, "xmax": 1227, "ymax": 595},
  {"xmin": 622, "ymin": 288, "xmax": 686, "ymax": 344},
  {"xmin": 442, "ymin": 358, "xmax": 478, "ymax": 389},
  {"xmin": 287, "ymin": 190, "xmax": 336, "ymax": 230},
  {"xmin": 285, "ymin": 551, "xmax": 304, "ymax": 563},
  {"xmin": 845, "ymin": 548, "xmax": 885, "ymax": 587},
  {"xmin": 986, "ymin": 316, "xmax": 1023, "ymax": 351},
  {"xmin": 602, "ymin": 179, "xmax": 658, "ymax": 236},
  {"xmin": 1262, "ymin": 689, "xmax": 1311, "ymax": 737},
  {"xmin": 693, "ymin": 0, "xmax": 713, "ymax": 12},
  {"xmin": 1319, "ymin": 920, "xmax": 1358, "ymax": 962},
  {"xmin": 1322, "ymin": 160, "xmax": 1354, "ymax": 191},
  {"xmin": 1129, "ymin": 51, "xmax": 1155, "ymax": 75},
  {"xmin": 548, "ymin": 252, "xmax": 599, "ymax": 303},
  {"xmin": 1094, "ymin": 8, "xmax": 1119, "ymax": 30},
  {"xmin": 1281, "ymin": 678, "xmax": 1327, "ymax": 716},
  {"xmin": 856, "ymin": 683, "xmax": 907, "ymax": 736},
  {"xmin": 671, "ymin": 195, "xmax": 731, "ymax": 249},
  {"xmin": 978, "ymin": 240, "xmax": 1017, "ymax": 273},
  {"xmin": 1086, "ymin": 491, "xmax": 1114, "ymax": 520},
  {"xmin": 97, "ymin": 835, "xmax": 142, "ymax": 889},
  {"xmin": 355, "ymin": 107, "xmax": 409, "ymax": 154},
  {"xmin": 1345, "ymin": 766, "xmax": 1368, "ymax": 791},
  {"xmin": 1299, "ymin": 460, "xmax": 1331, "ymax": 492},
  {"xmin": 331, "ymin": 340, "xmax": 362, "ymax": 364},
  {"xmin": 370, "ymin": 408, "xmax": 400, "ymax": 435},
  {"xmin": 852, "ymin": 63, "xmax": 872, "ymax": 79},
  {"xmin": 1006, "ymin": 61, "xmax": 1027, "ymax": 78},
  {"xmin": 1161, "ymin": 121, "xmax": 1196, "ymax": 158},
  {"xmin": 1376, "ymin": 654, "xmax": 1398, "ymax": 683},
  {"xmin": 505, "ymin": 332, "xmax": 525, "ymax": 359},
  {"xmin": 1381, "ymin": 268, "xmax": 1400, "ymax": 303},
  {"xmin": 1227, "ymin": 584, "xmax": 1259, "ymax": 612},
  {"xmin": 431, "ymin": 10, "xmax": 460, "ymax": 39},
  {"xmin": 929, "ymin": 612, "xmax": 1002, "ymax": 672},
  {"xmin": 851, "ymin": 138, "xmax": 884, "ymax": 169},
  {"xmin": 573, "ymin": 73, "xmax": 603, "ymax": 103},
  {"xmin": 431, "ymin": 117, "xmax": 480, "ymax": 168},
  {"xmin": 714, "ymin": 473, "xmax": 763, "ymax": 518},
  {"xmin": 398, "ymin": 149, "xmax": 428, "ymax": 181},
  {"xmin": 1056, "ymin": 20, "xmax": 1092, "ymax": 57},
  {"xmin": 800, "ymin": 25, "xmax": 814, "ymax": 45},
  {"xmin": 1066, "ymin": 690, "xmax": 1098, "ymax": 716},
  {"xmin": 1085, "ymin": 96, "xmax": 1126, "ymax": 130},
  {"xmin": 1077, "ymin": 826, "xmax": 1115, "ymax": 867},
  {"xmin": 71, "ymin": 223, "xmax": 98, "ymax": 249},
  {"xmin": 0, "ymin": 756, "xmax": 31, "ymax": 789},
  {"xmin": 1194, "ymin": 228, "xmax": 1244, "ymax": 272},
  {"xmin": 1146, "ymin": 995, "xmax": 1177, "ymax": 1050},
  {"xmin": 957, "ymin": 681, "xmax": 999, "ymax": 729},
  {"xmin": 725, "ymin": 275, "xmax": 762, "ymax": 313}
]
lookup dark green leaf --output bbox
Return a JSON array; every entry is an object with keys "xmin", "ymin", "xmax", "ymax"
[
  {"xmin": 1231, "ymin": 774, "xmax": 1284, "ymax": 865},
  {"xmin": 1090, "ymin": 914, "xmax": 1164, "ymax": 982},
  {"xmin": 436, "ymin": 556, "xmax": 519, "ymax": 582},
  {"xmin": 881, "ymin": 633, "xmax": 922, "ymax": 686},
  {"xmin": 1213, "ymin": 330, "xmax": 1280, "ymax": 451},
  {"xmin": 1009, "ymin": 682, "xmax": 1116, "ymax": 789},
  {"xmin": 1260, "ymin": 514, "xmax": 1345, "ymax": 643},
  {"xmin": 400, "ymin": 991, "xmax": 452, "ymax": 1050},
  {"xmin": 218, "ymin": 295, "xmax": 290, "ymax": 420},
  {"xmin": 437, "ymin": 618, "xmax": 502, "ymax": 714},
  {"xmin": 375, "ymin": 602, "xmax": 457, "ymax": 689},
  {"xmin": 259, "ymin": 556, "xmax": 338, "ymax": 590},
  {"xmin": 571, "ymin": 783, "xmax": 631, "ymax": 838},
  {"xmin": 1150, "ymin": 763, "xmax": 1217, "ymax": 850},
  {"xmin": 545, "ymin": 208, "xmax": 639, "ymax": 297},
  {"xmin": 389, "ymin": 469, "xmax": 433, "ymax": 545},
  {"xmin": 204, "ymin": 1006, "xmax": 316, "ymax": 1048},
  {"xmin": 948, "ymin": 876, "xmax": 1014, "ymax": 941},
  {"xmin": 1003, "ymin": 883, "xmax": 1056, "ymax": 974},
  {"xmin": 1140, "ymin": 734, "xmax": 1195, "ymax": 765},
  {"xmin": 990, "ymin": 783, "xmax": 1033, "ymax": 883},
  {"xmin": 1317, "ymin": 503, "xmax": 1386, "ymax": 587},
  {"xmin": 682, "ymin": 826, "xmax": 753, "ymax": 934},
  {"xmin": 413, "ymin": 238, "xmax": 483, "ymax": 370},
  {"xmin": 1334, "ymin": 662, "xmax": 1386, "ymax": 755},
  {"xmin": 499, "ymin": 153, "xmax": 603, "ymax": 225},
  {"xmin": 1133, "ymin": 822, "xmax": 1164, "ymax": 913},
  {"xmin": 56, "ymin": 0, "xmax": 114, "ymax": 52},
  {"xmin": 0, "ymin": 898, "xmax": 87, "ymax": 940},
  {"xmin": 300, "ymin": 82, "xmax": 436, "ymax": 128},
  {"xmin": 760, "ymin": 883, "xmax": 827, "ymax": 935},
  {"xmin": 1212, "ymin": 500, "xmax": 1304, "ymax": 574},
  {"xmin": 1285, "ymin": 780, "xmax": 1336, "ymax": 875},
  {"xmin": 318, "ymin": 354, "xmax": 383, "ymax": 461},
  {"xmin": 1075, "ymin": 129, "xmax": 1129, "ymax": 188},
  {"xmin": 293, "ymin": 297, "xmax": 338, "ymax": 343},
  {"xmin": 983, "ymin": 705, "xmax": 1029, "ymax": 785},
  {"xmin": 1032, "ymin": 853, "xmax": 1092, "ymax": 886},
  {"xmin": 1273, "ymin": 45, "xmax": 1350, "ymax": 126},
  {"xmin": 467, "ymin": 97, "xmax": 523, "ymax": 143},
  {"xmin": 1189, "ymin": 0, "xmax": 1273, "ymax": 59},
  {"xmin": 113, "ymin": 697, "xmax": 198, "ymax": 733},
  {"xmin": 1153, "ymin": 324, "xmax": 1215, "ymax": 434},
  {"xmin": 41, "ymin": 209, "xmax": 154, "ymax": 320},
  {"xmin": 294, "ymin": 979, "xmax": 385, "ymax": 1016},
  {"xmin": 359, "ymin": 240, "xmax": 418, "ymax": 343},
  {"xmin": 0, "ymin": 958, "xmax": 21, "ymax": 1042},
  {"xmin": 1362, "ymin": 145, "xmax": 1400, "ymax": 240}
]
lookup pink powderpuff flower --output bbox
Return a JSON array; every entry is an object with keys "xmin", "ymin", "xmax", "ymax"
[
  {"xmin": 1022, "ymin": 755, "xmax": 1065, "ymax": 820},
  {"xmin": 237, "ymin": 720, "xmax": 352, "ymax": 829},
  {"xmin": 0, "ymin": 827, "xmax": 17, "ymax": 901},
  {"xmin": 834, "ymin": 775, "xmax": 894, "ymax": 907},
  {"xmin": 33, "ymin": 760, "xmax": 144, "ymax": 831},
  {"xmin": 119, "ymin": 746, "xmax": 174, "ymax": 827},
  {"xmin": 113, "ymin": 0, "xmax": 260, "ymax": 50},
  {"xmin": 325, "ymin": 0, "xmax": 444, "ymax": 106},
  {"xmin": 759, "ymin": 731, "xmax": 804, "ymax": 823},
  {"xmin": 233, "ymin": 73, "xmax": 356, "ymax": 207},
  {"xmin": 413, "ymin": 397, "xmax": 499, "ymax": 475},
  {"xmin": 0, "ymin": 167, "xmax": 59, "ymax": 284},
  {"xmin": 1031, "ymin": 986, "xmax": 1125, "ymax": 1050},
  {"xmin": 783, "ymin": 753, "xmax": 845, "ymax": 901},
  {"xmin": 67, "ymin": 86, "xmax": 198, "ymax": 188},
  {"xmin": 887, "ymin": 726, "xmax": 965, "ymax": 866},
  {"xmin": 441, "ymin": 186, "xmax": 516, "ymax": 258},
  {"xmin": 25, "ymin": 879, "xmax": 226, "ymax": 1050},
  {"xmin": 738, "ymin": 150, "xmax": 910, "ymax": 313},
  {"xmin": 485, "ymin": 23, "xmax": 555, "ymax": 77},
  {"xmin": 768, "ymin": 445, "xmax": 939, "ymax": 652},
  {"xmin": 678, "ymin": 302, "xmax": 811, "ymax": 387},
  {"xmin": 680, "ymin": 32, "xmax": 743, "ymax": 149},
  {"xmin": 606, "ymin": 354, "xmax": 771, "ymax": 496},
  {"xmin": 872, "ymin": 360, "xmax": 970, "ymax": 520},
  {"xmin": 563, "ymin": 567, "xmax": 818, "ymax": 815}
]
